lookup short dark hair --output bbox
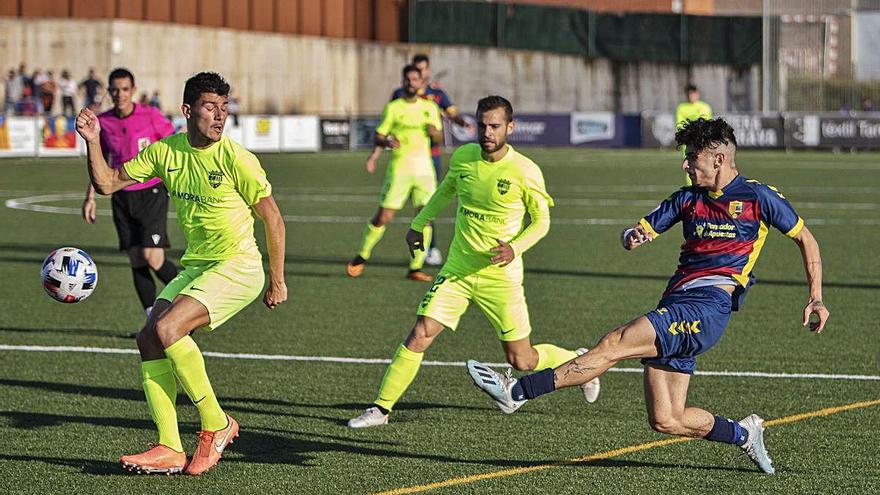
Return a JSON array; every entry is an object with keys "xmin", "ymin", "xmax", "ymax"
[
  {"xmin": 183, "ymin": 72, "xmax": 230, "ymax": 105},
  {"xmin": 476, "ymin": 95, "xmax": 513, "ymax": 122},
  {"xmin": 685, "ymin": 84, "xmax": 698, "ymax": 93},
  {"xmin": 412, "ymin": 54, "xmax": 430, "ymax": 65},
  {"xmin": 402, "ymin": 64, "xmax": 421, "ymax": 78},
  {"xmin": 675, "ymin": 117, "xmax": 737, "ymax": 153},
  {"xmin": 108, "ymin": 68, "xmax": 134, "ymax": 86}
]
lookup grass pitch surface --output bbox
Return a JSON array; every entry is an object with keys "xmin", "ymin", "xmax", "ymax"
[{"xmin": 0, "ymin": 148, "xmax": 878, "ymax": 494}]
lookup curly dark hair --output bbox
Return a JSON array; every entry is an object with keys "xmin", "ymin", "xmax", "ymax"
[
  {"xmin": 476, "ymin": 95, "xmax": 513, "ymax": 122},
  {"xmin": 674, "ymin": 117, "xmax": 737, "ymax": 153},
  {"xmin": 183, "ymin": 72, "xmax": 230, "ymax": 105}
]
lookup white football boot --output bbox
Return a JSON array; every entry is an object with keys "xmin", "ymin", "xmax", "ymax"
[
  {"xmin": 739, "ymin": 414, "xmax": 775, "ymax": 474},
  {"xmin": 425, "ymin": 247, "xmax": 443, "ymax": 266},
  {"xmin": 466, "ymin": 360, "xmax": 526, "ymax": 414},
  {"xmin": 575, "ymin": 348, "xmax": 601, "ymax": 403},
  {"xmin": 347, "ymin": 406, "xmax": 389, "ymax": 428}
]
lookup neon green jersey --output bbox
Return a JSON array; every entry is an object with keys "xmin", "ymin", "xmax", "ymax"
[
  {"xmin": 411, "ymin": 143, "xmax": 553, "ymax": 280},
  {"xmin": 375, "ymin": 97, "xmax": 442, "ymax": 177},
  {"xmin": 123, "ymin": 133, "xmax": 272, "ymax": 265},
  {"xmin": 675, "ymin": 100, "xmax": 713, "ymax": 129}
]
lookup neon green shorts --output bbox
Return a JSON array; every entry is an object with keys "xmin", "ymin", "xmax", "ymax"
[
  {"xmin": 157, "ymin": 254, "xmax": 265, "ymax": 330},
  {"xmin": 416, "ymin": 270, "xmax": 532, "ymax": 342},
  {"xmin": 380, "ymin": 170, "xmax": 436, "ymax": 210}
]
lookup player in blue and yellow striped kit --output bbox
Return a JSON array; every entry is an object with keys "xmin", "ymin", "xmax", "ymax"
[{"xmin": 467, "ymin": 118, "xmax": 829, "ymax": 475}]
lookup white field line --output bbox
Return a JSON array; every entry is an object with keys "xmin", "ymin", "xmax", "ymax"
[
  {"xmin": 0, "ymin": 344, "xmax": 878, "ymax": 382},
  {"xmin": 6, "ymin": 193, "xmax": 880, "ymax": 226}
]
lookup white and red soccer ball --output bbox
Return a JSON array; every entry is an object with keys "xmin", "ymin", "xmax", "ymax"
[{"xmin": 41, "ymin": 247, "xmax": 98, "ymax": 303}]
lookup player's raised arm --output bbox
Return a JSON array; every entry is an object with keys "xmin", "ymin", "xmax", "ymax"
[
  {"xmin": 790, "ymin": 225, "xmax": 828, "ymax": 333},
  {"xmin": 252, "ymin": 194, "xmax": 287, "ymax": 309},
  {"xmin": 76, "ymin": 108, "xmax": 136, "ymax": 194}
]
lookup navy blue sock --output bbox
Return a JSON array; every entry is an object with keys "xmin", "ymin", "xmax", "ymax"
[
  {"xmin": 510, "ymin": 369, "xmax": 556, "ymax": 401},
  {"xmin": 704, "ymin": 415, "xmax": 749, "ymax": 445}
]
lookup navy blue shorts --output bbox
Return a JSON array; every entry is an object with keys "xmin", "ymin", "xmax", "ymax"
[{"xmin": 642, "ymin": 286, "xmax": 733, "ymax": 374}]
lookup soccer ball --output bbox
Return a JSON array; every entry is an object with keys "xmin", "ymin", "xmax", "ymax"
[{"xmin": 40, "ymin": 247, "xmax": 98, "ymax": 303}]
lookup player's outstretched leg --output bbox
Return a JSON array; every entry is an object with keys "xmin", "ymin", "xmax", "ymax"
[{"xmin": 469, "ymin": 317, "xmax": 656, "ymax": 412}]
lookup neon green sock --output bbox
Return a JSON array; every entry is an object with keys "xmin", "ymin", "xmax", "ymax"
[
  {"xmin": 142, "ymin": 359, "xmax": 183, "ymax": 452},
  {"xmin": 374, "ymin": 344, "xmax": 424, "ymax": 411},
  {"xmin": 164, "ymin": 336, "xmax": 227, "ymax": 431},
  {"xmin": 534, "ymin": 343, "xmax": 578, "ymax": 370},
  {"xmin": 409, "ymin": 225, "xmax": 432, "ymax": 270},
  {"xmin": 358, "ymin": 222, "xmax": 386, "ymax": 260}
]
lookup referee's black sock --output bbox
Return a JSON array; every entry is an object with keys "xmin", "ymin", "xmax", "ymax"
[
  {"xmin": 131, "ymin": 266, "xmax": 156, "ymax": 310},
  {"xmin": 154, "ymin": 260, "xmax": 179, "ymax": 284}
]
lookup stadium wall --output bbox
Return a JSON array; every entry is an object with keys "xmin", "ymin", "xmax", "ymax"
[{"xmin": 0, "ymin": 17, "xmax": 757, "ymax": 115}]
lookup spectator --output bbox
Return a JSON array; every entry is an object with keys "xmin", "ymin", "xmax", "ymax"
[
  {"xmin": 150, "ymin": 90, "xmax": 161, "ymax": 110},
  {"xmin": 59, "ymin": 70, "xmax": 77, "ymax": 116},
  {"xmin": 80, "ymin": 68, "xmax": 103, "ymax": 108},
  {"xmin": 18, "ymin": 64, "xmax": 32, "ymax": 99},
  {"xmin": 5, "ymin": 69, "xmax": 22, "ymax": 114},
  {"xmin": 228, "ymin": 94, "xmax": 240, "ymax": 126},
  {"xmin": 862, "ymin": 98, "xmax": 876, "ymax": 112},
  {"xmin": 32, "ymin": 68, "xmax": 47, "ymax": 113},
  {"xmin": 139, "ymin": 92, "xmax": 150, "ymax": 105},
  {"xmin": 17, "ymin": 86, "xmax": 37, "ymax": 116},
  {"xmin": 40, "ymin": 71, "xmax": 57, "ymax": 115}
]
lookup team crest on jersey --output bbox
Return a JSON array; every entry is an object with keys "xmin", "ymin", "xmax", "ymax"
[
  {"xmin": 496, "ymin": 178, "xmax": 511, "ymax": 195},
  {"xmin": 728, "ymin": 201, "xmax": 744, "ymax": 219},
  {"xmin": 207, "ymin": 170, "xmax": 225, "ymax": 189}
]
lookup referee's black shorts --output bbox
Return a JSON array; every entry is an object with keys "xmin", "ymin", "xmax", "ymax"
[{"xmin": 111, "ymin": 184, "xmax": 172, "ymax": 251}]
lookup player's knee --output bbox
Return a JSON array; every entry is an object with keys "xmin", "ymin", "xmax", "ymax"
[
  {"xmin": 594, "ymin": 328, "xmax": 625, "ymax": 356},
  {"xmin": 153, "ymin": 315, "xmax": 183, "ymax": 346},
  {"xmin": 506, "ymin": 352, "xmax": 534, "ymax": 371},
  {"xmin": 405, "ymin": 321, "xmax": 434, "ymax": 352},
  {"xmin": 143, "ymin": 250, "xmax": 164, "ymax": 270}
]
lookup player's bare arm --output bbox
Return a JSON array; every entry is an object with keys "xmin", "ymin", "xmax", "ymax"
[
  {"xmin": 81, "ymin": 184, "xmax": 97, "ymax": 224},
  {"xmin": 622, "ymin": 224, "xmax": 654, "ymax": 250},
  {"xmin": 791, "ymin": 225, "xmax": 828, "ymax": 333},
  {"xmin": 365, "ymin": 145, "xmax": 382, "ymax": 173},
  {"xmin": 253, "ymin": 195, "xmax": 288, "ymax": 309},
  {"xmin": 76, "ymin": 108, "xmax": 136, "ymax": 194}
]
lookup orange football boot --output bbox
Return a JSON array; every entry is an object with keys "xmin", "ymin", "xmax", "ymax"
[
  {"xmin": 346, "ymin": 261, "xmax": 365, "ymax": 278},
  {"xmin": 406, "ymin": 270, "xmax": 433, "ymax": 282},
  {"xmin": 120, "ymin": 445, "xmax": 186, "ymax": 475},
  {"xmin": 185, "ymin": 415, "xmax": 239, "ymax": 476}
]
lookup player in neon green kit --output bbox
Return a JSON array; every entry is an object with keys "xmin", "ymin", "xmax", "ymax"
[
  {"xmin": 347, "ymin": 64, "xmax": 442, "ymax": 282},
  {"xmin": 76, "ymin": 72, "xmax": 287, "ymax": 476},
  {"xmin": 676, "ymin": 84, "xmax": 712, "ymax": 185},
  {"xmin": 348, "ymin": 96, "xmax": 599, "ymax": 428}
]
